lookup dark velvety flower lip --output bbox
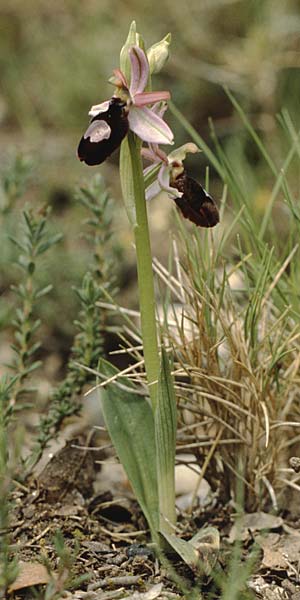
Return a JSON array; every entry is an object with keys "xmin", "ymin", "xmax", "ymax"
[
  {"xmin": 77, "ymin": 97, "xmax": 129, "ymax": 166},
  {"xmin": 173, "ymin": 172, "xmax": 219, "ymax": 228}
]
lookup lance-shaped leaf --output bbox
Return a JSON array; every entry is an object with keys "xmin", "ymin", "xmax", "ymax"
[
  {"xmin": 100, "ymin": 359, "xmax": 159, "ymax": 538},
  {"xmin": 155, "ymin": 347, "xmax": 177, "ymax": 533}
]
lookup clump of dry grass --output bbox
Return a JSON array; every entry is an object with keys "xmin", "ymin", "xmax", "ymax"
[{"xmin": 153, "ymin": 228, "xmax": 300, "ymax": 511}]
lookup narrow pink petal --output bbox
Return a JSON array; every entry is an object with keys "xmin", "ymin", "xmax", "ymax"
[
  {"xmin": 129, "ymin": 46, "xmax": 149, "ymax": 96},
  {"xmin": 153, "ymin": 145, "xmax": 169, "ymax": 162},
  {"xmin": 134, "ymin": 91, "xmax": 170, "ymax": 107},
  {"xmin": 113, "ymin": 68, "xmax": 128, "ymax": 89},
  {"xmin": 141, "ymin": 148, "xmax": 159, "ymax": 163},
  {"xmin": 151, "ymin": 101, "xmax": 168, "ymax": 117},
  {"xmin": 142, "ymin": 144, "xmax": 169, "ymax": 165},
  {"xmin": 128, "ymin": 106, "xmax": 174, "ymax": 144}
]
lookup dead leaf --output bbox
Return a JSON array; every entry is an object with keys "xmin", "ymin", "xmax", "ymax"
[
  {"xmin": 8, "ymin": 561, "xmax": 52, "ymax": 592},
  {"xmin": 257, "ymin": 534, "xmax": 288, "ymax": 569},
  {"xmin": 119, "ymin": 583, "xmax": 163, "ymax": 599},
  {"xmin": 229, "ymin": 511, "xmax": 283, "ymax": 542},
  {"xmin": 257, "ymin": 533, "xmax": 300, "ymax": 569},
  {"xmin": 56, "ymin": 504, "xmax": 83, "ymax": 516}
]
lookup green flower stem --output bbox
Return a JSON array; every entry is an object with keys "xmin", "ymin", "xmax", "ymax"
[{"xmin": 127, "ymin": 132, "xmax": 160, "ymax": 412}]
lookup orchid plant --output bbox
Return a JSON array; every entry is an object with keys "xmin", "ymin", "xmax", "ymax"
[{"xmin": 78, "ymin": 22, "xmax": 220, "ymax": 567}]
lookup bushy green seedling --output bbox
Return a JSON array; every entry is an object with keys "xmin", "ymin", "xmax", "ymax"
[
  {"xmin": 0, "ymin": 154, "xmax": 33, "ymax": 214},
  {"xmin": 27, "ymin": 176, "xmax": 120, "ymax": 468},
  {"xmin": 8, "ymin": 207, "xmax": 62, "ymax": 416},
  {"xmin": 39, "ymin": 531, "xmax": 89, "ymax": 600}
]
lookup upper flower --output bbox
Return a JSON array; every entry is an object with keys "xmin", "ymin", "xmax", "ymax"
[
  {"xmin": 90, "ymin": 46, "xmax": 174, "ymax": 145},
  {"xmin": 78, "ymin": 46, "xmax": 174, "ymax": 166}
]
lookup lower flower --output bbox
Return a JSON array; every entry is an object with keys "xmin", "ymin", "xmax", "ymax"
[{"xmin": 143, "ymin": 141, "xmax": 219, "ymax": 228}]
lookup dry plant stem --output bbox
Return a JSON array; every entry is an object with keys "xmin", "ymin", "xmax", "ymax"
[
  {"xmin": 188, "ymin": 426, "xmax": 223, "ymax": 513},
  {"xmin": 128, "ymin": 132, "xmax": 160, "ymax": 411}
]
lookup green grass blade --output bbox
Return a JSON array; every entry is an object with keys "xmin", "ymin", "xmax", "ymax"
[
  {"xmin": 168, "ymin": 101, "xmax": 225, "ymax": 178},
  {"xmin": 224, "ymin": 87, "xmax": 277, "ymax": 176}
]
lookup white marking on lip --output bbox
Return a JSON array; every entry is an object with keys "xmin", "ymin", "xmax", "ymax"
[{"xmin": 84, "ymin": 120, "xmax": 111, "ymax": 142}]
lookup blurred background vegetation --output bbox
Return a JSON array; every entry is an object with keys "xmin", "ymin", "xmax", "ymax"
[{"xmin": 1, "ymin": 0, "xmax": 300, "ymax": 371}]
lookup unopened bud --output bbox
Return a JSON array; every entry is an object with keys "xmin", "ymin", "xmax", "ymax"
[
  {"xmin": 147, "ymin": 33, "xmax": 171, "ymax": 74},
  {"xmin": 120, "ymin": 21, "xmax": 146, "ymax": 83},
  {"xmin": 120, "ymin": 21, "xmax": 138, "ymax": 81}
]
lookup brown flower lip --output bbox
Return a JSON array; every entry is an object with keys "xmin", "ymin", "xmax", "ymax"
[
  {"xmin": 77, "ymin": 97, "xmax": 129, "ymax": 166},
  {"xmin": 172, "ymin": 172, "xmax": 219, "ymax": 228}
]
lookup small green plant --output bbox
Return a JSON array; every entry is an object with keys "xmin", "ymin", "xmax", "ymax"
[
  {"xmin": 0, "ymin": 174, "xmax": 121, "ymax": 593},
  {"xmin": 40, "ymin": 531, "xmax": 89, "ymax": 600},
  {"xmin": 27, "ymin": 175, "xmax": 120, "ymax": 468},
  {"xmin": 7, "ymin": 207, "xmax": 62, "ymax": 419},
  {"xmin": 0, "ymin": 154, "xmax": 33, "ymax": 215}
]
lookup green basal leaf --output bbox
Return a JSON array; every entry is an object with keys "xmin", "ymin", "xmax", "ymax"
[
  {"xmin": 161, "ymin": 526, "xmax": 220, "ymax": 578},
  {"xmin": 100, "ymin": 359, "xmax": 159, "ymax": 539},
  {"xmin": 155, "ymin": 347, "xmax": 177, "ymax": 532}
]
